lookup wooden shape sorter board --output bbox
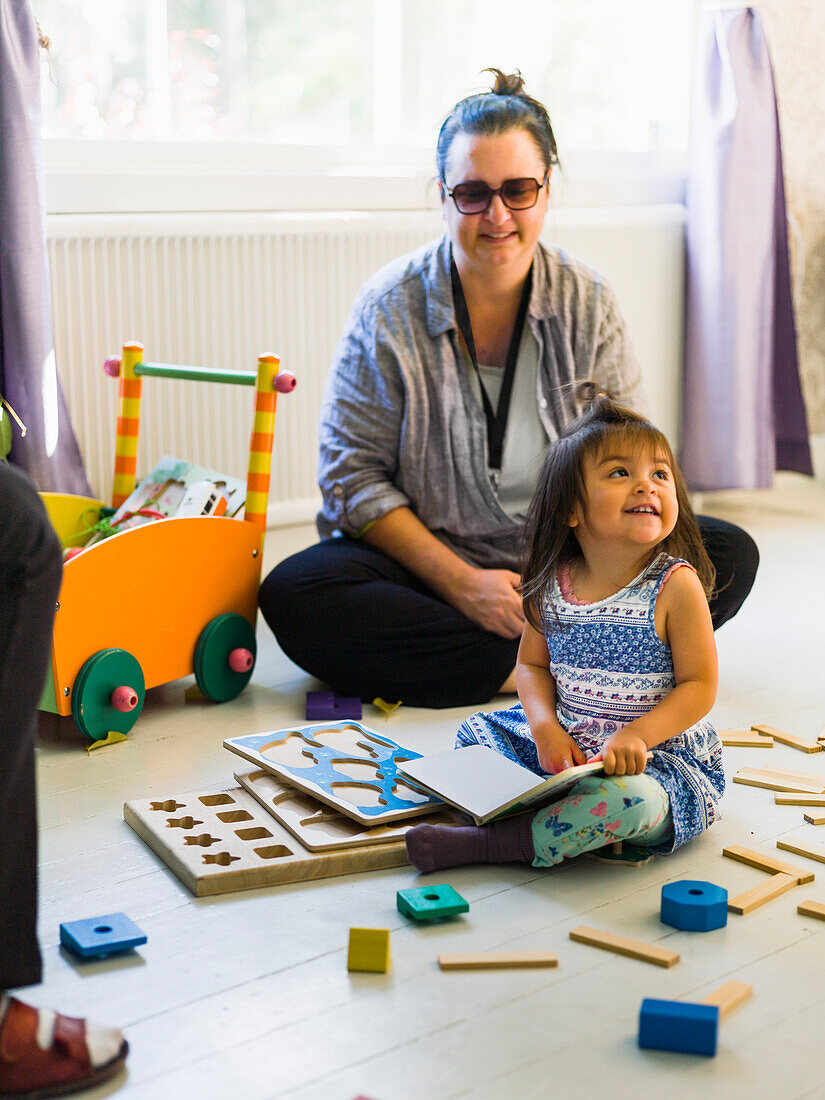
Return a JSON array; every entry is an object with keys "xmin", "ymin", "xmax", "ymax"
[
  {"xmin": 224, "ymin": 721, "xmax": 444, "ymax": 826},
  {"xmin": 234, "ymin": 767, "xmax": 465, "ymax": 852},
  {"xmin": 123, "ymin": 785, "xmax": 409, "ymax": 897}
]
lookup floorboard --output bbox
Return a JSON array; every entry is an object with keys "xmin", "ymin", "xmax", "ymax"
[{"xmin": 28, "ymin": 474, "xmax": 825, "ymax": 1099}]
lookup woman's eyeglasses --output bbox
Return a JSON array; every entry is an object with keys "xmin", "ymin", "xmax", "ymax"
[{"xmin": 441, "ymin": 173, "xmax": 549, "ymax": 215}]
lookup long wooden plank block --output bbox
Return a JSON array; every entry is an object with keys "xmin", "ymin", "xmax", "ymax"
[
  {"xmin": 702, "ymin": 980, "xmax": 753, "ymax": 1016},
  {"xmin": 797, "ymin": 899, "xmax": 825, "ymax": 920},
  {"xmin": 803, "ymin": 813, "xmax": 825, "ymax": 825},
  {"xmin": 775, "ymin": 794, "xmax": 825, "ymax": 806},
  {"xmin": 733, "ymin": 770, "xmax": 825, "ymax": 795},
  {"xmin": 568, "ymin": 926, "xmax": 679, "ymax": 968},
  {"xmin": 722, "ymin": 844, "xmax": 815, "ymax": 883},
  {"xmin": 438, "ymin": 951, "xmax": 558, "ymax": 971},
  {"xmin": 777, "ymin": 838, "xmax": 825, "ymax": 865},
  {"xmin": 756, "ymin": 766, "xmax": 825, "ymax": 785},
  {"xmin": 751, "ymin": 726, "xmax": 822, "ymax": 754},
  {"xmin": 720, "ymin": 730, "xmax": 773, "ymax": 748},
  {"xmin": 729, "ymin": 872, "xmax": 799, "ymax": 915}
]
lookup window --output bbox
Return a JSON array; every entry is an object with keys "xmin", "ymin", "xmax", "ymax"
[{"xmin": 38, "ymin": 0, "xmax": 695, "ymax": 211}]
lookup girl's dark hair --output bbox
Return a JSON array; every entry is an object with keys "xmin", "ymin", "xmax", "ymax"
[
  {"xmin": 520, "ymin": 388, "xmax": 715, "ymax": 632},
  {"xmin": 436, "ymin": 68, "xmax": 559, "ymax": 181}
]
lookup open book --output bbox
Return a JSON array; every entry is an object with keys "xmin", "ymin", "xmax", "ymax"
[{"xmin": 398, "ymin": 745, "xmax": 604, "ymax": 826}]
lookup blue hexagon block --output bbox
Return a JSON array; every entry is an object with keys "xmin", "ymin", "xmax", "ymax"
[{"xmin": 660, "ymin": 880, "xmax": 728, "ymax": 932}]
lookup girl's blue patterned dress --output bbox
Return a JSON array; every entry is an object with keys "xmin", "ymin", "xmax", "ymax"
[{"xmin": 457, "ymin": 552, "xmax": 724, "ymax": 852}]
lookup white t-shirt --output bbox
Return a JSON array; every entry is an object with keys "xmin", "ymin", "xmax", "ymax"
[{"xmin": 470, "ymin": 325, "xmax": 549, "ymax": 520}]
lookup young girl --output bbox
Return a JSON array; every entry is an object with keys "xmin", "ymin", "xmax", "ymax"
[{"xmin": 406, "ymin": 393, "xmax": 724, "ymax": 872}]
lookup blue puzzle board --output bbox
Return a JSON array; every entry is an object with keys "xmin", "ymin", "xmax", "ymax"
[{"xmin": 223, "ymin": 721, "xmax": 444, "ymax": 826}]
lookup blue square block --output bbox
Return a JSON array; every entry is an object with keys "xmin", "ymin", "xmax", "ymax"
[
  {"xmin": 397, "ymin": 884, "xmax": 469, "ymax": 921},
  {"xmin": 639, "ymin": 999, "xmax": 719, "ymax": 1056},
  {"xmin": 60, "ymin": 913, "xmax": 147, "ymax": 959},
  {"xmin": 305, "ymin": 691, "xmax": 362, "ymax": 721},
  {"xmin": 660, "ymin": 880, "xmax": 728, "ymax": 932}
]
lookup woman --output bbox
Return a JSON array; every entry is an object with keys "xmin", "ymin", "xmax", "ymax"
[{"xmin": 259, "ymin": 69, "xmax": 758, "ymax": 709}]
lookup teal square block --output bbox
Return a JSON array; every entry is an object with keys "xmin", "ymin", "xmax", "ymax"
[{"xmin": 397, "ymin": 884, "xmax": 469, "ymax": 922}]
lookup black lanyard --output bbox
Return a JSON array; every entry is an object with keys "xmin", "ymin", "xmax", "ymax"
[{"xmin": 450, "ymin": 256, "xmax": 533, "ymax": 472}]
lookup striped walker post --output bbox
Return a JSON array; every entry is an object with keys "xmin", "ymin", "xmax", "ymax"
[
  {"xmin": 111, "ymin": 342, "xmax": 144, "ymax": 508},
  {"xmin": 244, "ymin": 353, "xmax": 280, "ymax": 532}
]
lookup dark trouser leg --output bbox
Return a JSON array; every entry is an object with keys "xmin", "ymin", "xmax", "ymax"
[
  {"xmin": 0, "ymin": 465, "xmax": 63, "ymax": 990},
  {"xmin": 696, "ymin": 515, "xmax": 759, "ymax": 629},
  {"xmin": 258, "ymin": 538, "xmax": 518, "ymax": 709}
]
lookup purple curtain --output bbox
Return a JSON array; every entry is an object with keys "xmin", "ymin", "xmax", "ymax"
[
  {"xmin": 0, "ymin": 1, "xmax": 91, "ymax": 492},
  {"xmin": 680, "ymin": 7, "xmax": 812, "ymax": 490}
]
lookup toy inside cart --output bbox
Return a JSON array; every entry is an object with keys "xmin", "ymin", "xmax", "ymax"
[{"xmin": 39, "ymin": 341, "xmax": 295, "ymax": 743}]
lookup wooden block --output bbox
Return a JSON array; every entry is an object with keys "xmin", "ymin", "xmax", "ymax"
[
  {"xmin": 777, "ymin": 837, "xmax": 825, "ymax": 865},
  {"xmin": 775, "ymin": 794, "xmax": 825, "ymax": 806},
  {"xmin": 722, "ymin": 844, "xmax": 815, "ymax": 883},
  {"xmin": 728, "ymin": 872, "xmax": 799, "ymax": 915},
  {"xmin": 123, "ymin": 786, "xmax": 409, "ymax": 897},
  {"xmin": 751, "ymin": 725, "xmax": 823, "ymax": 754},
  {"xmin": 803, "ymin": 813, "xmax": 825, "ymax": 825},
  {"xmin": 347, "ymin": 927, "xmax": 391, "ymax": 973},
  {"xmin": 568, "ymin": 926, "xmax": 679, "ymax": 968},
  {"xmin": 732, "ymin": 769, "xmax": 825, "ymax": 795},
  {"xmin": 701, "ymin": 980, "xmax": 753, "ymax": 1017},
  {"xmin": 757, "ymin": 766, "xmax": 825, "ymax": 785},
  {"xmin": 797, "ymin": 899, "xmax": 825, "ymax": 921},
  {"xmin": 720, "ymin": 730, "xmax": 773, "ymax": 748},
  {"xmin": 438, "ymin": 951, "xmax": 558, "ymax": 971}
]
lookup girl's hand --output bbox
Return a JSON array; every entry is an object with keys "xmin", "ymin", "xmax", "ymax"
[
  {"xmin": 534, "ymin": 730, "xmax": 588, "ymax": 775},
  {"xmin": 595, "ymin": 730, "xmax": 648, "ymax": 776}
]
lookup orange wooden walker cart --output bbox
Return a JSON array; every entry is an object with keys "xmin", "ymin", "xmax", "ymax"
[{"xmin": 38, "ymin": 341, "xmax": 295, "ymax": 743}]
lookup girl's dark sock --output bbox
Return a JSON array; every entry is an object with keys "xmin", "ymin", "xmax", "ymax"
[{"xmin": 405, "ymin": 815, "xmax": 535, "ymax": 873}]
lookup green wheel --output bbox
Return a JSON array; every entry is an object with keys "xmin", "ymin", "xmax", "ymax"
[
  {"xmin": 194, "ymin": 613, "xmax": 256, "ymax": 703},
  {"xmin": 71, "ymin": 648, "xmax": 145, "ymax": 742}
]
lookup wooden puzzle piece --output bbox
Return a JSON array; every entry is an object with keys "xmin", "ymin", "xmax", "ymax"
[
  {"xmin": 732, "ymin": 768, "xmax": 825, "ymax": 795},
  {"xmin": 777, "ymin": 837, "xmax": 825, "ymax": 865},
  {"xmin": 124, "ymin": 786, "xmax": 409, "ymax": 896},
  {"xmin": 722, "ymin": 844, "xmax": 815, "ymax": 883},
  {"xmin": 751, "ymin": 725, "xmax": 822, "ymax": 754},
  {"xmin": 438, "ymin": 951, "xmax": 557, "ymax": 970},
  {"xmin": 235, "ymin": 768, "xmax": 461, "ymax": 852},
  {"xmin": 797, "ymin": 899, "xmax": 825, "ymax": 920},
  {"xmin": 720, "ymin": 730, "xmax": 773, "ymax": 748},
  {"xmin": 347, "ymin": 928, "xmax": 390, "ymax": 973},
  {"xmin": 803, "ymin": 812, "xmax": 825, "ymax": 825},
  {"xmin": 774, "ymin": 794, "xmax": 825, "ymax": 806},
  {"xmin": 728, "ymin": 871, "xmax": 799, "ymax": 914},
  {"xmin": 569, "ymin": 926, "xmax": 679, "ymax": 967},
  {"xmin": 224, "ymin": 721, "xmax": 444, "ymax": 826}
]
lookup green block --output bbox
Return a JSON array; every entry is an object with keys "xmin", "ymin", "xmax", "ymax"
[{"xmin": 397, "ymin": 884, "xmax": 469, "ymax": 922}]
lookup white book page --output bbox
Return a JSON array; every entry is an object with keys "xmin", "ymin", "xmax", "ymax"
[{"xmin": 400, "ymin": 745, "xmax": 543, "ymax": 820}]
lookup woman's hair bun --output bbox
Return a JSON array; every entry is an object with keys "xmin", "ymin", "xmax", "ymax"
[{"xmin": 484, "ymin": 68, "xmax": 527, "ymax": 97}]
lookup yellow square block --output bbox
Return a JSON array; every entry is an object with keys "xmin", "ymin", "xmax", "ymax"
[{"xmin": 347, "ymin": 927, "xmax": 391, "ymax": 973}]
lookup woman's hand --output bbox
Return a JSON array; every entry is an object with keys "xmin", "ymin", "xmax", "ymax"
[
  {"xmin": 449, "ymin": 568, "xmax": 524, "ymax": 639},
  {"xmin": 596, "ymin": 729, "xmax": 648, "ymax": 776},
  {"xmin": 533, "ymin": 728, "xmax": 588, "ymax": 775}
]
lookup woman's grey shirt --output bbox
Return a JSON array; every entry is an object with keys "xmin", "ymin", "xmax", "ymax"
[{"xmin": 317, "ymin": 233, "xmax": 648, "ymax": 571}]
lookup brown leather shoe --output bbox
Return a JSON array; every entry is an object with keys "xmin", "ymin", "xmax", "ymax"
[{"xmin": 0, "ymin": 998, "xmax": 128, "ymax": 1097}]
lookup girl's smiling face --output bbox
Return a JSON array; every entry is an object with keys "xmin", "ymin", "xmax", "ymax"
[
  {"xmin": 569, "ymin": 444, "xmax": 679, "ymax": 553},
  {"xmin": 440, "ymin": 128, "xmax": 549, "ymax": 280}
]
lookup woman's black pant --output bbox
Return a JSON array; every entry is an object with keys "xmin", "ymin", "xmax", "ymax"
[
  {"xmin": 0, "ymin": 464, "xmax": 63, "ymax": 990},
  {"xmin": 259, "ymin": 515, "xmax": 758, "ymax": 710}
]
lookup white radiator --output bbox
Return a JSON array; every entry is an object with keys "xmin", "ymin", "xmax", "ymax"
[{"xmin": 46, "ymin": 207, "xmax": 685, "ymax": 526}]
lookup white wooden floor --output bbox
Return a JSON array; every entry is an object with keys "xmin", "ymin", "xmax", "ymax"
[{"xmin": 32, "ymin": 474, "xmax": 825, "ymax": 1100}]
